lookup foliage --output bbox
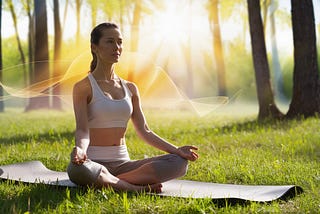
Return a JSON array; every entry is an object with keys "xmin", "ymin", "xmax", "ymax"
[
  {"xmin": 224, "ymin": 38, "xmax": 256, "ymax": 101},
  {"xmin": 0, "ymin": 107, "xmax": 319, "ymax": 213},
  {"xmin": 281, "ymin": 57, "xmax": 294, "ymax": 99},
  {"xmin": 2, "ymin": 37, "xmax": 29, "ymax": 86}
]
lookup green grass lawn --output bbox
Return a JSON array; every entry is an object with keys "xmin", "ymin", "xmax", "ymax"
[{"xmin": 0, "ymin": 106, "xmax": 319, "ymax": 213}]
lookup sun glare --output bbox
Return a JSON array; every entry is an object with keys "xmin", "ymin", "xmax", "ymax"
[{"xmin": 153, "ymin": 3, "xmax": 191, "ymax": 44}]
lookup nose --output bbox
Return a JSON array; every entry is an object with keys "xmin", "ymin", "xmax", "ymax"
[{"xmin": 115, "ymin": 42, "xmax": 122, "ymax": 50}]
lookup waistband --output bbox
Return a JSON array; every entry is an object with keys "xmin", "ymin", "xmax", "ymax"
[{"xmin": 87, "ymin": 145, "xmax": 130, "ymax": 162}]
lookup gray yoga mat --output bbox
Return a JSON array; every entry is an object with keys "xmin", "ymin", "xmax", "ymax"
[{"xmin": 0, "ymin": 161, "xmax": 302, "ymax": 202}]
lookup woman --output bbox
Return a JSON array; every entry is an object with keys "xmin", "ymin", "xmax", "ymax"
[{"xmin": 67, "ymin": 22, "xmax": 198, "ymax": 192}]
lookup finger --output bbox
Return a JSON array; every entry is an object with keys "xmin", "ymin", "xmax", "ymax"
[
  {"xmin": 189, "ymin": 145, "xmax": 198, "ymax": 150},
  {"xmin": 191, "ymin": 152, "xmax": 199, "ymax": 160}
]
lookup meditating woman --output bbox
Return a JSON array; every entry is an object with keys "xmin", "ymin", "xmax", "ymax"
[{"xmin": 67, "ymin": 22, "xmax": 198, "ymax": 192}]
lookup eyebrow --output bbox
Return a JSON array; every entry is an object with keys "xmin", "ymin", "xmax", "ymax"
[{"xmin": 106, "ymin": 37, "xmax": 122, "ymax": 40}]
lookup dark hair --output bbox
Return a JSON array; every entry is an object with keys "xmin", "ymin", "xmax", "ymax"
[{"xmin": 90, "ymin": 22, "xmax": 119, "ymax": 72}]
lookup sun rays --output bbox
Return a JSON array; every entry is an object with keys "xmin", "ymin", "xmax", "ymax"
[{"xmin": 0, "ymin": 50, "xmax": 228, "ymax": 116}]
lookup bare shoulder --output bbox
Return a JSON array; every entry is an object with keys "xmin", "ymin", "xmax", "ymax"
[
  {"xmin": 73, "ymin": 76, "xmax": 91, "ymax": 93},
  {"xmin": 124, "ymin": 80, "xmax": 139, "ymax": 96},
  {"xmin": 73, "ymin": 76, "xmax": 92, "ymax": 101}
]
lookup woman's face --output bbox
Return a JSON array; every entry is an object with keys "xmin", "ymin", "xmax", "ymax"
[{"xmin": 92, "ymin": 28, "xmax": 123, "ymax": 64}]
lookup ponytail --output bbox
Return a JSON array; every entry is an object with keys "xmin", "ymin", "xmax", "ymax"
[{"xmin": 90, "ymin": 52, "xmax": 97, "ymax": 72}]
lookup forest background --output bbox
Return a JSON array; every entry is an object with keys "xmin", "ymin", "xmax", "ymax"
[
  {"xmin": 0, "ymin": 1, "xmax": 320, "ymax": 212},
  {"xmin": 1, "ymin": 0, "xmax": 320, "ymax": 119}
]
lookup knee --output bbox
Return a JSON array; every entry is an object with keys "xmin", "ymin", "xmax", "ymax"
[
  {"xmin": 149, "ymin": 154, "xmax": 189, "ymax": 183},
  {"xmin": 169, "ymin": 154, "xmax": 189, "ymax": 177},
  {"xmin": 67, "ymin": 160, "xmax": 102, "ymax": 187},
  {"xmin": 177, "ymin": 155, "xmax": 189, "ymax": 176}
]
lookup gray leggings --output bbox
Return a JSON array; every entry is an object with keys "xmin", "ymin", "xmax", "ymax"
[{"xmin": 67, "ymin": 154, "xmax": 188, "ymax": 186}]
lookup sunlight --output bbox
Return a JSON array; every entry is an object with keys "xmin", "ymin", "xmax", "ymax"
[{"xmin": 153, "ymin": 2, "xmax": 191, "ymax": 45}]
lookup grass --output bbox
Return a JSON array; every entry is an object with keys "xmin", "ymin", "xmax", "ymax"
[{"xmin": 0, "ymin": 105, "xmax": 319, "ymax": 213}]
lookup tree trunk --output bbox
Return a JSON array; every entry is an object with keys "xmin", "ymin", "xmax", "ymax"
[
  {"xmin": 131, "ymin": 0, "xmax": 141, "ymax": 52},
  {"xmin": 7, "ymin": 0, "xmax": 27, "ymax": 86},
  {"xmin": 88, "ymin": 0, "xmax": 97, "ymax": 28},
  {"xmin": 52, "ymin": 0, "xmax": 62, "ymax": 110},
  {"xmin": 185, "ymin": 0, "xmax": 194, "ymax": 98},
  {"xmin": 247, "ymin": 0, "xmax": 282, "ymax": 120},
  {"xmin": 75, "ymin": 0, "xmax": 81, "ymax": 46},
  {"xmin": 269, "ymin": 0, "xmax": 286, "ymax": 101},
  {"xmin": 26, "ymin": 0, "xmax": 50, "ymax": 110},
  {"xmin": 26, "ymin": 0, "xmax": 34, "ymax": 105},
  {"xmin": 62, "ymin": 0, "xmax": 69, "ymax": 30},
  {"xmin": 0, "ymin": 0, "xmax": 4, "ymax": 112},
  {"xmin": 286, "ymin": 0, "xmax": 320, "ymax": 118},
  {"xmin": 128, "ymin": 0, "xmax": 142, "ymax": 81},
  {"xmin": 209, "ymin": 0, "xmax": 227, "ymax": 96}
]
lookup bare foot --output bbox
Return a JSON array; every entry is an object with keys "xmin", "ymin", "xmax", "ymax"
[{"xmin": 144, "ymin": 183, "xmax": 162, "ymax": 193}]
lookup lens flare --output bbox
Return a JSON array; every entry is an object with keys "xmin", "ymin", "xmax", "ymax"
[{"xmin": 0, "ymin": 51, "xmax": 228, "ymax": 116}]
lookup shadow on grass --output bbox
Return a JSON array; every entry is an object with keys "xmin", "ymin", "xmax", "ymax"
[
  {"xmin": 211, "ymin": 185, "xmax": 303, "ymax": 207},
  {"xmin": 0, "ymin": 178, "xmax": 304, "ymax": 212},
  {"xmin": 0, "ymin": 181, "xmax": 86, "ymax": 213},
  {"xmin": 216, "ymin": 118, "xmax": 300, "ymax": 135},
  {"xmin": 0, "ymin": 130, "xmax": 74, "ymax": 145}
]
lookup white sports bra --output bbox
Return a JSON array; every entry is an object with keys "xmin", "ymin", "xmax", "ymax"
[{"xmin": 87, "ymin": 73, "xmax": 133, "ymax": 128}]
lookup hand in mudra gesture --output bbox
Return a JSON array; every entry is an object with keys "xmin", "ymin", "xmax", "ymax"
[
  {"xmin": 177, "ymin": 146, "xmax": 199, "ymax": 161},
  {"xmin": 71, "ymin": 146, "xmax": 87, "ymax": 165}
]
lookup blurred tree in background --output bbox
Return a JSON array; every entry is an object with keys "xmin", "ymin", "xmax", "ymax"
[{"xmin": 0, "ymin": 0, "xmax": 319, "ymax": 119}]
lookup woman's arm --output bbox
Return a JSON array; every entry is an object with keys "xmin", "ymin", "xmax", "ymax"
[
  {"xmin": 128, "ymin": 82, "xmax": 198, "ymax": 161},
  {"xmin": 71, "ymin": 79, "xmax": 91, "ymax": 164}
]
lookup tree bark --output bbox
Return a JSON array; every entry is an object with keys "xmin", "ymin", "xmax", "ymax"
[
  {"xmin": 26, "ymin": 0, "xmax": 50, "ymax": 110},
  {"xmin": 0, "ymin": 0, "xmax": 4, "ymax": 112},
  {"xmin": 75, "ymin": 0, "xmax": 81, "ymax": 46},
  {"xmin": 52, "ymin": 0, "xmax": 62, "ymax": 110},
  {"xmin": 208, "ymin": 0, "xmax": 227, "ymax": 96},
  {"xmin": 286, "ymin": 0, "xmax": 320, "ymax": 118},
  {"xmin": 269, "ymin": 0, "xmax": 286, "ymax": 101},
  {"xmin": 128, "ymin": 0, "xmax": 142, "ymax": 81},
  {"xmin": 7, "ymin": 0, "xmax": 27, "ymax": 86},
  {"xmin": 25, "ymin": 0, "xmax": 34, "ymax": 92},
  {"xmin": 247, "ymin": 0, "xmax": 282, "ymax": 120}
]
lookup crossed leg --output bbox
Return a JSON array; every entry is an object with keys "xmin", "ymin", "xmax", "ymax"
[
  {"xmin": 94, "ymin": 166, "xmax": 162, "ymax": 193},
  {"xmin": 68, "ymin": 154, "xmax": 188, "ymax": 192},
  {"xmin": 115, "ymin": 154, "xmax": 188, "ymax": 185}
]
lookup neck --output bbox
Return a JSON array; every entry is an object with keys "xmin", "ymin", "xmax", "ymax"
[{"xmin": 93, "ymin": 61, "xmax": 116, "ymax": 81}]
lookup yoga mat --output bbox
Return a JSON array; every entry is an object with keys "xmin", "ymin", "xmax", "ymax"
[
  {"xmin": 0, "ymin": 161, "xmax": 302, "ymax": 202},
  {"xmin": 0, "ymin": 161, "xmax": 76, "ymax": 187}
]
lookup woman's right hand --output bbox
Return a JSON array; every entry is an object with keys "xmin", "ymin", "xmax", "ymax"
[{"xmin": 71, "ymin": 146, "xmax": 87, "ymax": 165}]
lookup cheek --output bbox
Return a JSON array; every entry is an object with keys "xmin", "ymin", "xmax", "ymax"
[{"xmin": 99, "ymin": 45, "xmax": 112, "ymax": 53}]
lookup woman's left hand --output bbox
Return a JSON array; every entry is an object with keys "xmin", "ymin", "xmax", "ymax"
[{"xmin": 177, "ymin": 146, "xmax": 199, "ymax": 161}]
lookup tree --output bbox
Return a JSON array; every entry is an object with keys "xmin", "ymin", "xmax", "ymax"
[
  {"xmin": 131, "ymin": 0, "xmax": 142, "ymax": 53},
  {"xmin": 86, "ymin": 0, "xmax": 98, "ymax": 28},
  {"xmin": 185, "ymin": 0, "xmax": 194, "ymax": 97},
  {"xmin": 268, "ymin": 0, "xmax": 286, "ymax": 101},
  {"xmin": 207, "ymin": 0, "xmax": 227, "ymax": 96},
  {"xmin": 262, "ymin": 0, "xmax": 286, "ymax": 101},
  {"xmin": 75, "ymin": 0, "xmax": 82, "ymax": 46},
  {"xmin": 26, "ymin": 0, "xmax": 50, "ymax": 110},
  {"xmin": 21, "ymin": 0, "xmax": 34, "ymax": 103},
  {"xmin": 286, "ymin": 0, "xmax": 320, "ymax": 118},
  {"xmin": 6, "ymin": 0, "xmax": 27, "ymax": 86},
  {"xmin": 0, "ymin": 0, "xmax": 4, "ymax": 112},
  {"xmin": 247, "ymin": 0, "xmax": 283, "ymax": 120},
  {"xmin": 52, "ymin": 0, "xmax": 62, "ymax": 109}
]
